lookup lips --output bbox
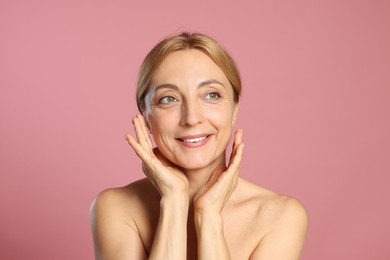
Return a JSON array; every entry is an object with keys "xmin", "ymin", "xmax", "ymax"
[
  {"xmin": 176, "ymin": 134, "xmax": 212, "ymax": 147},
  {"xmin": 177, "ymin": 134, "xmax": 210, "ymax": 142}
]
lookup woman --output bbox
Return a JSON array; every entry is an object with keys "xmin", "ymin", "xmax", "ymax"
[{"xmin": 90, "ymin": 32, "xmax": 308, "ymax": 260}]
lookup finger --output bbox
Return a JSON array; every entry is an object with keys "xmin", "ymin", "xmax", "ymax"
[
  {"xmin": 133, "ymin": 116, "xmax": 147, "ymax": 145},
  {"xmin": 126, "ymin": 133, "xmax": 166, "ymax": 181},
  {"xmin": 125, "ymin": 133, "xmax": 154, "ymax": 164},
  {"xmin": 153, "ymin": 147, "xmax": 173, "ymax": 167},
  {"xmin": 125, "ymin": 133, "xmax": 146, "ymax": 157},
  {"xmin": 227, "ymin": 142, "xmax": 244, "ymax": 176},
  {"xmin": 222, "ymin": 143, "xmax": 243, "ymax": 193},
  {"xmin": 229, "ymin": 129, "xmax": 243, "ymax": 166},
  {"xmin": 207, "ymin": 165, "xmax": 225, "ymax": 186},
  {"xmin": 235, "ymin": 128, "xmax": 243, "ymax": 145},
  {"xmin": 133, "ymin": 115, "xmax": 152, "ymax": 153},
  {"xmin": 142, "ymin": 161, "xmax": 155, "ymax": 182},
  {"xmin": 138, "ymin": 114, "xmax": 153, "ymax": 150}
]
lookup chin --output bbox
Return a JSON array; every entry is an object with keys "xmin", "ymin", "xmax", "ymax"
[{"xmin": 172, "ymin": 153, "xmax": 225, "ymax": 172}]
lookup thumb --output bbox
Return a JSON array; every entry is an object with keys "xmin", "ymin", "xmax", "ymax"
[
  {"xmin": 153, "ymin": 147, "xmax": 173, "ymax": 167},
  {"xmin": 207, "ymin": 165, "xmax": 226, "ymax": 185}
]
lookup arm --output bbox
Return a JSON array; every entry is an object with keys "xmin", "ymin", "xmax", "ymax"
[
  {"xmin": 149, "ymin": 194, "xmax": 188, "ymax": 259},
  {"xmin": 249, "ymin": 198, "xmax": 308, "ymax": 260},
  {"xmin": 193, "ymin": 129, "xmax": 244, "ymax": 259},
  {"xmin": 194, "ymin": 211, "xmax": 231, "ymax": 259},
  {"xmin": 90, "ymin": 189, "xmax": 148, "ymax": 260},
  {"xmin": 90, "ymin": 188, "xmax": 189, "ymax": 260},
  {"xmin": 126, "ymin": 114, "xmax": 189, "ymax": 259}
]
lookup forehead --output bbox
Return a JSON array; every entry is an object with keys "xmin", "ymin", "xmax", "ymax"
[{"xmin": 151, "ymin": 49, "xmax": 230, "ymax": 87}]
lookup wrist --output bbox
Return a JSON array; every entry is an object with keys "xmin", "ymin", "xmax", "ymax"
[
  {"xmin": 194, "ymin": 209, "xmax": 223, "ymax": 230},
  {"xmin": 150, "ymin": 192, "xmax": 188, "ymax": 260},
  {"xmin": 160, "ymin": 193, "xmax": 189, "ymax": 211},
  {"xmin": 194, "ymin": 206, "xmax": 222, "ymax": 218}
]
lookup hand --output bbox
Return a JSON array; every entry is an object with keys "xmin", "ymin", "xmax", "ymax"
[
  {"xmin": 193, "ymin": 129, "xmax": 244, "ymax": 214},
  {"xmin": 125, "ymin": 114, "xmax": 189, "ymax": 196}
]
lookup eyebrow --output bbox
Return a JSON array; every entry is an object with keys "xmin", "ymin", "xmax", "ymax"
[
  {"xmin": 199, "ymin": 79, "xmax": 225, "ymax": 88},
  {"xmin": 154, "ymin": 79, "xmax": 225, "ymax": 92},
  {"xmin": 154, "ymin": 84, "xmax": 179, "ymax": 93}
]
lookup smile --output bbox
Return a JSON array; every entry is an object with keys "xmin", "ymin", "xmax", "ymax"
[
  {"xmin": 182, "ymin": 136, "xmax": 208, "ymax": 143},
  {"xmin": 176, "ymin": 134, "xmax": 212, "ymax": 148}
]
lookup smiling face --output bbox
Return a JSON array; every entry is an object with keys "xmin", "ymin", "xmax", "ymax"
[{"xmin": 144, "ymin": 49, "xmax": 239, "ymax": 170}]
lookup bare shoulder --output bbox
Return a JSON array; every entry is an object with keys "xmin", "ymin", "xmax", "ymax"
[
  {"xmin": 235, "ymin": 178, "xmax": 308, "ymax": 259},
  {"xmin": 90, "ymin": 178, "xmax": 158, "ymax": 223},
  {"xmin": 90, "ymin": 178, "xmax": 157, "ymax": 259},
  {"xmin": 237, "ymin": 178, "xmax": 308, "ymax": 226}
]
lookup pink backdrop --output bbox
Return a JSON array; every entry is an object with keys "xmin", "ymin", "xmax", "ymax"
[{"xmin": 1, "ymin": 0, "xmax": 389, "ymax": 259}]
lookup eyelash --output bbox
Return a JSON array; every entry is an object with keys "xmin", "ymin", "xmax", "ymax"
[
  {"xmin": 156, "ymin": 91, "xmax": 221, "ymax": 106},
  {"xmin": 204, "ymin": 92, "xmax": 221, "ymax": 101},
  {"xmin": 157, "ymin": 96, "xmax": 178, "ymax": 104}
]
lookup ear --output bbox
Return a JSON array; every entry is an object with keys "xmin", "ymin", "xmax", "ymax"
[{"xmin": 232, "ymin": 99, "xmax": 240, "ymax": 126}]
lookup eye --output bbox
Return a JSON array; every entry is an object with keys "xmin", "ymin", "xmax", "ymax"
[
  {"xmin": 204, "ymin": 92, "xmax": 221, "ymax": 101},
  {"xmin": 158, "ymin": 96, "xmax": 178, "ymax": 104}
]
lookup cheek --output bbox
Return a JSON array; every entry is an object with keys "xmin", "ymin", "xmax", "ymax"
[
  {"xmin": 206, "ymin": 105, "xmax": 235, "ymax": 128},
  {"xmin": 148, "ymin": 111, "xmax": 178, "ymax": 138}
]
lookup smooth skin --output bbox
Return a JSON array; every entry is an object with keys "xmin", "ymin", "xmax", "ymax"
[{"xmin": 90, "ymin": 50, "xmax": 308, "ymax": 259}]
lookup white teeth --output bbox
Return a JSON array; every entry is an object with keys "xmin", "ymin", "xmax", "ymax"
[{"xmin": 183, "ymin": 136, "xmax": 207, "ymax": 143}]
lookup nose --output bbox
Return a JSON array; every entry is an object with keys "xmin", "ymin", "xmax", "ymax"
[{"xmin": 179, "ymin": 99, "xmax": 204, "ymax": 126}]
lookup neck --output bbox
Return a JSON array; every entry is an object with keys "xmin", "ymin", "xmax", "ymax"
[{"xmin": 182, "ymin": 154, "xmax": 227, "ymax": 200}]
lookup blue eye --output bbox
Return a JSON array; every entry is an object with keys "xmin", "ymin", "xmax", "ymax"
[
  {"xmin": 205, "ymin": 92, "xmax": 221, "ymax": 101},
  {"xmin": 158, "ymin": 96, "xmax": 178, "ymax": 104}
]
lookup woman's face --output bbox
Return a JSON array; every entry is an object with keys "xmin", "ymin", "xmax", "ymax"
[{"xmin": 145, "ymin": 49, "xmax": 239, "ymax": 170}]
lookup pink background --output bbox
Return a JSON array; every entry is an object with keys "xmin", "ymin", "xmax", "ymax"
[{"xmin": 1, "ymin": 0, "xmax": 389, "ymax": 259}]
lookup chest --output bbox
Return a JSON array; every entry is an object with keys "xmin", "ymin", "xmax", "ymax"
[{"xmin": 137, "ymin": 207, "xmax": 264, "ymax": 259}]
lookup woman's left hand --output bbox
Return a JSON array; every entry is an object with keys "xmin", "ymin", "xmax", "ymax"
[{"xmin": 193, "ymin": 129, "xmax": 244, "ymax": 214}]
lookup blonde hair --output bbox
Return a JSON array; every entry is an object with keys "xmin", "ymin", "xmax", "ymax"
[{"xmin": 136, "ymin": 32, "xmax": 242, "ymax": 112}]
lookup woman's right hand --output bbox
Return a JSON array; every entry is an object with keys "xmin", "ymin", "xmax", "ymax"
[{"xmin": 125, "ymin": 114, "xmax": 189, "ymax": 197}]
